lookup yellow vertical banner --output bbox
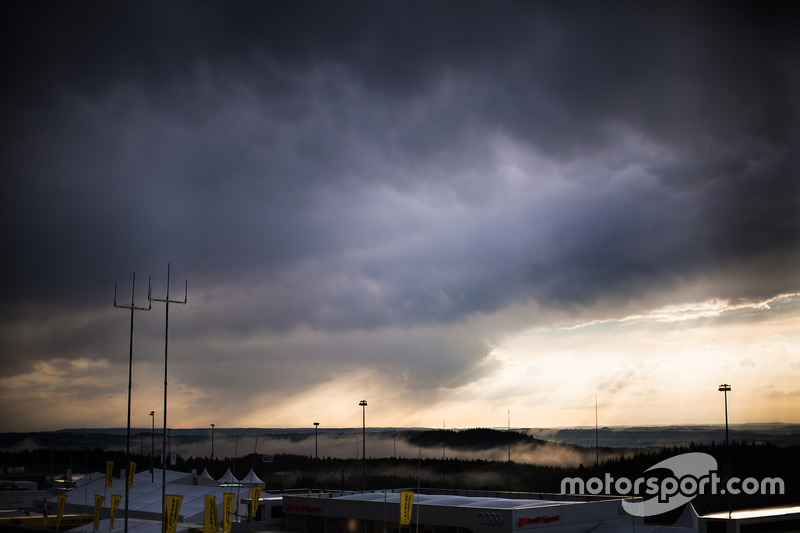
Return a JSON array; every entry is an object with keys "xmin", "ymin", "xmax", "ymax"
[
  {"xmin": 251, "ymin": 486, "xmax": 262, "ymax": 519},
  {"xmin": 105, "ymin": 461, "xmax": 114, "ymax": 488},
  {"xmin": 204, "ymin": 494, "xmax": 218, "ymax": 533},
  {"xmin": 128, "ymin": 461, "xmax": 137, "ymax": 488},
  {"xmin": 93, "ymin": 495, "xmax": 105, "ymax": 531},
  {"xmin": 222, "ymin": 492, "xmax": 235, "ymax": 533},
  {"xmin": 399, "ymin": 490, "xmax": 414, "ymax": 526},
  {"xmin": 56, "ymin": 494, "xmax": 67, "ymax": 529},
  {"xmin": 165, "ymin": 495, "xmax": 183, "ymax": 533},
  {"xmin": 110, "ymin": 494, "xmax": 122, "ymax": 529}
]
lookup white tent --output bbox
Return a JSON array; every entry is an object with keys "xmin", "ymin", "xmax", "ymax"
[
  {"xmin": 217, "ymin": 468, "xmax": 239, "ymax": 484},
  {"xmin": 239, "ymin": 468, "xmax": 264, "ymax": 485},
  {"xmin": 65, "ymin": 468, "xmax": 254, "ymax": 533},
  {"xmin": 199, "ymin": 468, "xmax": 215, "ymax": 481}
]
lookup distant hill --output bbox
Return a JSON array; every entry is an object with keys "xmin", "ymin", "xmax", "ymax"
[
  {"xmin": 2, "ymin": 423, "xmax": 798, "ymax": 453},
  {"xmin": 528, "ymin": 423, "xmax": 800, "ymax": 447},
  {"xmin": 3, "ymin": 426, "xmax": 797, "ymax": 517},
  {"xmin": 407, "ymin": 428, "xmax": 581, "ymax": 451}
]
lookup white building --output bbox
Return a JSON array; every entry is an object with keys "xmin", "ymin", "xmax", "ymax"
[{"xmin": 278, "ymin": 489, "xmax": 699, "ymax": 533}]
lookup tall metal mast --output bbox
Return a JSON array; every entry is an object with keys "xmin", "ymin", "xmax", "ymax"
[
  {"xmin": 114, "ymin": 272, "xmax": 152, "ymax": 533},
  {"xmin": 149, "ymin": 264, "xmax": 187, "ymax": 533}
]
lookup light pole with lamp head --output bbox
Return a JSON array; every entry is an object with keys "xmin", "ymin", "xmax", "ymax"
[
  {"xmin": 210, "ymin": 424, "xmax": 215, "ymax": 477},
  {"xmin": 718, "ymin": 384, "xmax": 731, "ymax": 472},
  {"xmin": 314, "ymin": 422, "xmax": 319, "ymax": 489},
  {"xmin": 150, "ymin": 411, "xmax": 155, "ymax": 482},
  {"xmin": 719, "ymin": 383, "xmax": 732, "ymax": 517},
  {"xmin": 359, "ymin": 400, "xmax": 367, "ymax": 491}
]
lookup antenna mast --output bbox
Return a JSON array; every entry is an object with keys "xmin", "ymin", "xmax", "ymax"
[
  {"xmin": 149, "ymin": 263, "xmax": 187, "ymax": 533},
  {"xmin": 114, "ymin": 272, "xmax": 152, "ymax": 533}
]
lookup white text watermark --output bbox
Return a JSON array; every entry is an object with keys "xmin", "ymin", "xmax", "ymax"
[{"xmin": 560, "ymin": 452, "xmax": 784, "ymax": 516}]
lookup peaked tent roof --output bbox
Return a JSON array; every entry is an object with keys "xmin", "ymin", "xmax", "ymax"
[
  {"xmin": 67, "ymin": 468, "xmax": 237, "ymax": 520},
  {"xmin": 217, "ymin": 468, "xmax": 239, "ymax": 483},
  {"xmin": 239, "ymin": 468, "xmax": 264, "ymax": 485},
  {"xmin": 199, "ymin": 468, "xmax": 215, "ymax": 480}
]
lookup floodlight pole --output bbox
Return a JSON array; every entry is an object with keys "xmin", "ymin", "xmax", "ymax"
[
  {"xmin": 359, "ymin": 400, "xmax": 367, "ymax": 491},
  {"xmin": 718, "ymin": 384, "xmax": 731, "ymax": 472},
  {"xmin": 150, "ymin": 411, "xmax": 155, "ymax": 482},
  {"xmin": 718, "ymin": 383, "xmax": 732, "ymax": 518},
  {"xmin": 314, "ymin": 422, "xmax": 319, "ymax": 489},
  {"xmin": 507, "ymin": 411, "xmax": 511, "ymax": 492},
  {"xmin": 114, "ymin": 272, "xmax": 151, "ymax": 533},
  {"xmin": 210, "ymin": 424, "xmax": 215, "ymax": 478},
  {"xmin": 149, "ymin": 263, "xmax": 187, "ymax": 533}
]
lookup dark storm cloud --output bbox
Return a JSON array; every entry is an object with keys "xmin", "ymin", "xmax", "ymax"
[{"xmin": 1, "ymin": 2, "xmax": 798, "ymax": 373}]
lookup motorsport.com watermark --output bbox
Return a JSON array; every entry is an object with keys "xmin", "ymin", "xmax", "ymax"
[{"xmin": 560, "ymin": 452, "xmax": 785, "ymax": 517}]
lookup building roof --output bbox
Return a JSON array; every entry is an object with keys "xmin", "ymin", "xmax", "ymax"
[
  {"xmin": 335, "ymin": 491, "xmax": 571, "ymax": 510},
  {"xmin": 702, "ymin": 506, "xmax": 800, "ymax": 520},
  {"xmin": 69, "ymin": 518, "xmax": 200, "ymax": 533}
]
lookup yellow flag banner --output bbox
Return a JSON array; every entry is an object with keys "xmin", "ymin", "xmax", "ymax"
[
  {"xmin": 222, "ymin": 493, "xmax": 235, "ymax": 533},
  {"xmin": 105, "ymin": 461, "xmax": 114, "ymax": 488},
  {"xmin": 165, "ymin": 495, "xmax": 183, "ymax": 533},
  {"xmin": 110, "ymin": 494, "xmax": 122, "ymax": 529},
  {"xmin": 128, "ymin": 461, "xmax": 137, "ymax": 488},
  {"xmin": 399, "ymin": 490, "xmax": 414, "ymax": 526},
  {"xmin": 251, "ymin": 486, "xmax": 262, "ymax": 518},
  {"xmin": 56, "ymin": 494, "xmax": 68, "ymax": 529},
  {"xmin": 204, "ymin": 494, "xmax": 219, "ymax": 533},
  {"xmin": 93, "ymin": 495, "xmax": 105, "ymax": 532}
]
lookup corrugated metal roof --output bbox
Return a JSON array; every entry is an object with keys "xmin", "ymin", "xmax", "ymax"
[{"xmin": 334, "ymin": 491, "xmax": 568, "ymax": 510}]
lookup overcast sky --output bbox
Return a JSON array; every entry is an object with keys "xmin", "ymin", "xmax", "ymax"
[{"xmin": 1, "ymin": 2, "xmax": 798, "ymax": 433}]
